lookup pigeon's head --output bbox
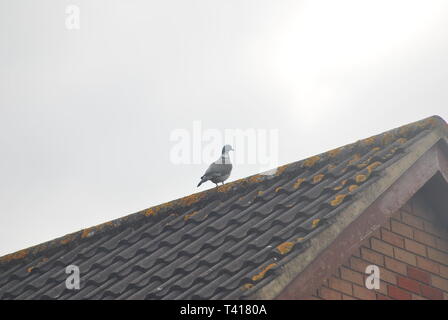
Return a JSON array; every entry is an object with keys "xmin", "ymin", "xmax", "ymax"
[{"xmin": 222, "ymin": 144, "xmax": 234, "ymax": 154}]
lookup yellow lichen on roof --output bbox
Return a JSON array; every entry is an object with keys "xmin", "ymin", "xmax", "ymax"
[
  {"xmin": 348, "ymin": 153, "xmax": 361, "ymax": 165},
  {"xmin": 143, "ymin": 207, "xmax": 158, "ymax": 217},
  {"xmin": 26, "ymin": 256, "xmax": 49, "ymax": 273},
  {"xmin": 330, "ymin": 194, "xmax": 347, "ymax": 206},
  {"xmin": 142, "ymin": 193, "xmax": 208, "ymax": 218},
  {"xmin": 367, "ymin": 161, "xmax": 382, "ymax": 174},
  {"xmin": 80, "ymin": 221, "xmax": 114, "ymax": 239},
  {"xmin": 275, "ymin": 187, "xmax": 284, "ymax": 193},
  {"xmin": 313, "ymin": 174, "xmax": 325, "ymax": 184},
  {"xmin": 386, "ymin": 147, "xmax": 398, "ymax": 156},
  {"xmin": 81, "ymin": 227, "xmax": 94, "ymax": 239},
  {"xmin": 60, "ymin": 234, "xmax": 77, "ymax": 245},
  {"xmin": 248, "ymin": 174, "xmax": 263, "ymax": 184},
  {"xmin": 311, "ymin": 219, "xmax": 320, "ymax": 228},
  {"xmin": 303, "ymin": 156, "xmax": 320, "ymax": 168},
  {"xmin": 418, "ymin": 117, "xmax": 438, "ymax": 128},
  {"xmin": 399, "ymin": 125, "xmax": 412, "ymax": 136},
  {"xmin": 252, "ymin": 263, "xmax": 277, "ymax": 282},
  {"xmin": 293, "ymin": 178, "xmax": 306, "ymax": 189},
  {"xmin": 180, "ymin": 192, "xmax": 206, "ymax": 206},
  {"xmin": 357, "ymin": 156, "xmax": 372, "ymax": 169},
  {"xmin": 328, "ymin": 147, "xmax": 342, "ymax": 157},
  {"xmin": 184, "ymin": 211, "xmax": 199, "ymax": 221},
  {"xmin": 274, "ymin": 164, "xmax": 289, "ymax": 176},
  {"xmin": 397, "ymin": 138, "xmax": 407, "ymax": 144},
  {"xmin": 276, "ymin": 241, "xmax": 294, "ymax": 255},
  {"xmin": 333, "ymin": 179, "xmax": 347, "ymax": 191},
  {"xmin": 241, "ymin": 283, "xmax": 254, "ymax": 290},
  {"xmin": 381, "ymin": 132, "xmax": 394, "ymax": 145},
  {"xmin": 355, "ymin": 174, "xmax": 367, "ymax": 183},
  {"xmin": 0, "ymin": 249, "xmax": 29, "ymax": 263},
  {"xmin": 348, "ymin": 185, "xmax": 358, "ymax": 192},
  {"xmin": 361, "ymin": 137, "xmax": 376, "ymax": 145}
]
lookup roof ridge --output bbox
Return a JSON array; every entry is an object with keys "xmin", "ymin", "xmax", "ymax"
[{"xmin": 0, "ymin": 115, "xmax": 446, "ymax": 267}]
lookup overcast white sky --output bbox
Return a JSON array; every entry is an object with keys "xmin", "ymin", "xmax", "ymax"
[{"xmin": 1, "ymin": 0, "xmax": 448, "ymax": 256}]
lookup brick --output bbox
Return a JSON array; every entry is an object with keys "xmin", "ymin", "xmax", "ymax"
[
  {"xmin": 381, "ymin": 228, "xmax": 404, "ymax": 248},
  {"xmin": 439, "ymin": 265, "xmax": 448, "ymax": 278},
  {"xmin": 420, "ymin": 284, "xmax": 443, "ymax": 300},
  {"xmin": 388, "ymin": 285, "xmax": 412, "ymax": 300},
  {"xmin": 371, "ymin": 238, "xmax": 394, "ymax": 257},
  {"xmin": 361, "ymin": 247, "xmax": 384, "ymax": 266},
  {"xmin": 328, "ymin": 277, "xmax": 353, "ymax": 295},
  {"xmin": 397, "ymin": 277, "xmax": 420, "ymax": 294},
  {"xmin": 385, "ymin": 256, "xmax": 407, "ymax": 275},
  {"xmin": 428, "ymin": 247, "xmax": 448, "ymax": 265},
  {"xmin": 391, "ymin": 220, "xmax": 413, "ymax": 238},
  {"xmin": 412, "ymin": 294, "xmax": 427, "ymax": 300},
  {"xmin": 304, "ymin": 295, "xmax": 321, "ymax": 300},
  {"xmin": 350, "ymin": 257, "xmax": 370, "ymax": 273},
  {"xmin": 431, "ymin": 275, "xmax": 448, "ymax": 291},
  {"xmin": 436, "ymin": 238, "xmax": 448, "ymax": 253},
  {"xmin": 376, "ymin": 280, "xmax": 388, "ymax": 296},
  {"xmin": 378, "ymin": 266, "xmax": 397, "ymax": 285},
  {"xmin": 319, "ymin": 287, "xmax": 342, "ymax": 300},
  {"xmin": 377, "ymin": 294, "xmax": 391, "ymax": 300},
  {"xmin": 404, "ymin": 238, "xmax": 427, "ymax": 256},
  {"xmin": 414, "ymin": 229, "xmax": 437, "ymax": 247},
  {"xmin": 416, "ymin": 256, "xmax": 440, "ymax": 274},
  {"xmin": 407, "ymin": 266, "xmax": 430, "ymax": 284},
  {"xmin": 353, "ymin": 285, "xmax": 376, "ymax": 300},
  {"xmin": 340, "ymin": 267, "xmax": 364, "ymax": 286},
  {"xmin": 342, "ymin": 294, "xmax": 356, "ymax": 300},
  {"xmin": 444, "ymin": 292, "xmax": 448, "ymax": 300},
  {"xmin": 401, "ymin": 212, "xmax": 424, "ymax": 229},
  {"xmin": 394, "ymin": 248, "xmax": 417, "ymax": 266},
  {"xmin": 351, "ymin": 248, "xmax": 361, "ymax": 258}
]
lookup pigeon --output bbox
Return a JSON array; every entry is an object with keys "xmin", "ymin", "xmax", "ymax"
[{"xmin": 197, "ymin": 145, "xmax": 234, "ymax": 187}]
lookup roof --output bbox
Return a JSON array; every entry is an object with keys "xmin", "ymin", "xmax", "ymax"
[{"xmin": 1, "ymin": 115, "xmax": 448, "ymax": 300}]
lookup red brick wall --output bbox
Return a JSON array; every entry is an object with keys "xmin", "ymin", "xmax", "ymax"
[{"xmin": 308, "ymin": 192, "xmax": 448, "ymax": 300}]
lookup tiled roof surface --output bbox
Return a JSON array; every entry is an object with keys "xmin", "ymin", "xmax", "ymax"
[{"xmin": 0, "ymin": 116, "xmax": 445, "ymax": 300}]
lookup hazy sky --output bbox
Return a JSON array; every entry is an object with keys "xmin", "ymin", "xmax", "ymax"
[{"xmin": 1, "ymin": 0, "xmax": 448, "ymax": 256}]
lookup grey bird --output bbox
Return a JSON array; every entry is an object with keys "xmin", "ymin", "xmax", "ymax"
[{"xmin": 197, "ymin": 145, "xmax": 234, "ymax": 187}]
